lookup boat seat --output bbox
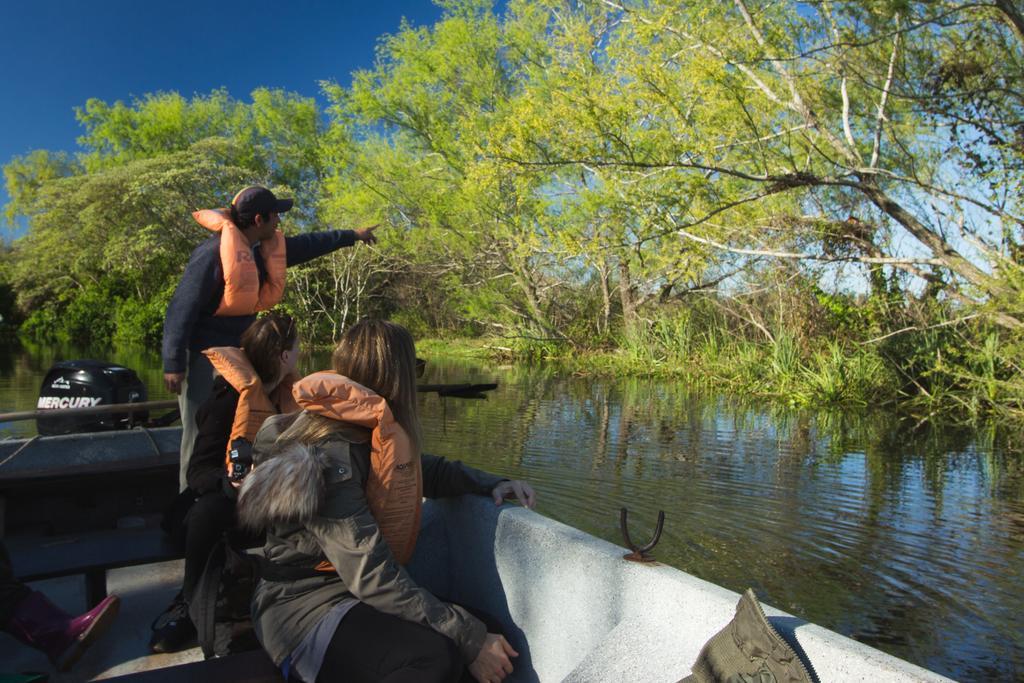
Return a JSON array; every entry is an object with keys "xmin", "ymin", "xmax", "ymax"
[
  {"xmin": 7, "ymin": 526, "xmax": 182, "ymax": 607},
  {"xmin": 99, "ymin": 649, "xmax": 279, "ymax": 682}
]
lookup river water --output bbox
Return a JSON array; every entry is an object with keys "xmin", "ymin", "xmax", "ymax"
[{"xmin": 1, "ymin": 342, "xmax": 1022, "ymax": 681}]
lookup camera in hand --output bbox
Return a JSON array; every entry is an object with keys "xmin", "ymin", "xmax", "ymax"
[{"xmin": 229, "ymin": 438, "xmax": 254, "ymax": 482}]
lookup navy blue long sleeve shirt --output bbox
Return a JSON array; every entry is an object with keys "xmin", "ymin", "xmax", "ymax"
[{"xmin": 161, "ymin": 229, "xmax": 355, "ymax": 373}]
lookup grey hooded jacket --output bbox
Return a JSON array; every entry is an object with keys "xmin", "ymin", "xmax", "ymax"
[{"xmin": 238, "ymin": 412, "xmax": 506, "ymax": 667}]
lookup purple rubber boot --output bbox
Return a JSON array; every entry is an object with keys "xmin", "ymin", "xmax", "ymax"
[{"xmin": 7, "ymin": 591, "xmax": 120, "ymax": 671}]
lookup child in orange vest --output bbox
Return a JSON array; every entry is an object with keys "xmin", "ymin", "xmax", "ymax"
[{"xmin": 150, "ymin": 311, "xmax": 300, "ymax": 653}]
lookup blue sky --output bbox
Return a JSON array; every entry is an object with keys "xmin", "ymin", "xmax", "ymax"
[{"xmin": 0, "ymin": 0, "xmax": 446, "ymax": 235}]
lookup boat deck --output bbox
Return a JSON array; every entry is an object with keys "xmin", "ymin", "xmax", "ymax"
[{"xmin": 0, "ymin": 495, "xmax": 953, "ymax": 682}]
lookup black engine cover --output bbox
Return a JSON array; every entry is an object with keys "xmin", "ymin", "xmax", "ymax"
[{"xmin": 36, "ymin": 360, "xmax": 147, "ymax": 435}]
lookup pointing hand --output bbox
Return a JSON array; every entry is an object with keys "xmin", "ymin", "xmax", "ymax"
[{"xmin": 354, "ymin": 224, "xmax": 379, "ymax": 245}]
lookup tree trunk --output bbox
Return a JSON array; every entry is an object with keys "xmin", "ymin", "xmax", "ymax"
[
  {"xmin": 598, "ymin": 257, "xmax": 612, "ymax": 336},
  {"xmin": 855, "ymin": 180, "xmax": 1023, "ymax": 329},
  {"xmin": 618, "ymin": 258, "xmax": 639, "ymax": 338},
  {"xmin": 509, "ymin": 258, "xmax": 565, "ymax": 339}
]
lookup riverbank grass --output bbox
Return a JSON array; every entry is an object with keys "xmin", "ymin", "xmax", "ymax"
[{"xmin": 415, "ymin": 331, "xmax": 1024, "ymax": 426}]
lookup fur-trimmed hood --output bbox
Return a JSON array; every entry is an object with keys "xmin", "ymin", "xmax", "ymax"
[{"xmin": 237, "ymin": 440, "xmax": 328, "ymax": 531}]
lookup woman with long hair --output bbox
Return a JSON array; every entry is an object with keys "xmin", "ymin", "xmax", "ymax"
[
  {"xmin": 239, "ymin": 319, "xmax": 534, "ymax": 683},
  {"xmin": 150, "ymin": 311, "xmax": 301, "ymax": 653}
]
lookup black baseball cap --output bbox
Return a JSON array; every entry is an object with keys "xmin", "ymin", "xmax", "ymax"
[{"xmin": 231, "ymin": 186, "xmax": 293, "ymax": 214}]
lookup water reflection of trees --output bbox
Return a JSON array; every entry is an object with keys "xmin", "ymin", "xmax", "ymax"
[
  {"xmin": 415, "ymin": 358, "xmax": 1023, "ymax": 680},
  {"xmin": 420, "ymin": 357, "xmax": 1023, "ymax": 507}
]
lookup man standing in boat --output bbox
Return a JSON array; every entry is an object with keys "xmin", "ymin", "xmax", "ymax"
[{"xmin": 161, "ymin": 185, "xmax": 378, "ymax": 490}]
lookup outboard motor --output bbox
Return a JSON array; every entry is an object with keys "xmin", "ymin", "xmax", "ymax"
[{"xmin": 36, "ymin": 360, "xmax": 148, "ymax": 435}]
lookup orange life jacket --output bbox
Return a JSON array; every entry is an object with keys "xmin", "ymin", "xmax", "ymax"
[
  {"xmin": 293, "ymin": 371, "xmax": 422, "ymax": 564},
  {"xmin": 203, "ymin": 346, "xmax": 300, "ymax": 472},
  {"xmin": 193, "ymin": 208, "xmax": 287, "ymax": 317}
]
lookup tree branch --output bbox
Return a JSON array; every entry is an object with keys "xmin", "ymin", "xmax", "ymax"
[
  {"xmin": 733, "ymin": 0, "xmax": 861, "ymax": 166},
  {"xmin": 860, "ymin": 314, "xmax": 983, "ymax": 345},
  {"xmin": 870, "ymin": 13, "xmax": 901, "ymax": 169},
  {"xmin": 675, "ymin": 228, "xmax": 948, "ymax": 267}
]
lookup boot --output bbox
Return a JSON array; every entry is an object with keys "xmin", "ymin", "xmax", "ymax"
[
  {"xmin": 6, "ymin": 591, "xmax": 120, "ymax": 672},
  {"xmin": 149, "ymin": 591, "xmax": 196, "ymax": 654}
]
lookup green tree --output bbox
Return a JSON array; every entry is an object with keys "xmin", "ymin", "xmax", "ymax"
[
  {"xmin": 498, "ymin": 0, "xmax": 1024, "ymax": 330},
  {"xmin": 6, "ymin": 139, "xmax": 251, "ymax": 344},
  {"xmin": 4, "ymin": 88, "xmax": 331, "ymax": 345},
  {"xmin": 321, "ymin": 1, "xmax": 573, "ymax": 339}
]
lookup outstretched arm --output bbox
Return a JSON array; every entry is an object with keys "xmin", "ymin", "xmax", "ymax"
[
  {"xmin": 420, "ymin": 452, "xmax": 503, "ymax": 498},
  {"xmin": 284, "ymin": 224, "xmax": 379, "ymax": 266},
  {"xmin": 421, "ymin": 453, "xmax": 536, "ymax": 509}
]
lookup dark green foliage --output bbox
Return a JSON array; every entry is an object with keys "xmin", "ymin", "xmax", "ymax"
[{"xmin": 113, "ymin": 285, "xmax": 176, "ymax": 347}]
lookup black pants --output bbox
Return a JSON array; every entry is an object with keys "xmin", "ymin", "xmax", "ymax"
[
  {"xmin": 0, "ymin": 540, "xmax": 31, "ymax": 628},
  {"xmin": 316, "ymin": 603, "xmax": 467, "ymax": 683},
  {"xmin": 182, "ymin": 490, "xmax": 236, "ymax": 603}
]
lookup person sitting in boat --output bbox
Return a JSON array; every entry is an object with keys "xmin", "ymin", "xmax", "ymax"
[
  {"xmin": 238, "ymin": 319, "xmax": 536, "ymax": 683},
  {"xmin": 0, "ymin": 540, "xmax": 120, "ymax": 671},
  {"xmin": 150, "ymin": 311, "xmax": 301, "ymax": 653}
]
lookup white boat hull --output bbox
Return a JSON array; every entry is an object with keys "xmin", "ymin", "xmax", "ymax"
[{"xmin": 409, "ymin": 497, "xmax": 951, "ymax": 682}]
